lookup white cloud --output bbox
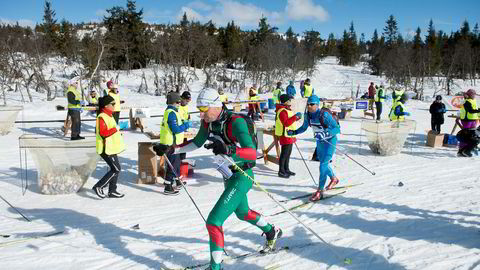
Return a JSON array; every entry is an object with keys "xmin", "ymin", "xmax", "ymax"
[
  {"xmin": 285, "ymin": 0, "xmax": 329, "ymax": 22},
  {"xmin": 178, "ymin": 0, "xmax": 283, "ymax": 27},
  {"xmin": 0, "ymin": 18, "xmax": 35, "ymax": 28},
  {"xmin": 188, "ymin": 1, "xmax": 213, "ymax": 11},
  {"xmin": 177, "ymin": 7, "xmax": 205, "ymax": 22}
]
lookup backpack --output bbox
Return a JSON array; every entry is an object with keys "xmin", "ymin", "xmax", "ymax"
[
  {"xmin": 319, "ymin": 107, "xmax": 340, "ymax": 129},
  {"xmin": 210, "ymin": 113, "xmax": 258, "ymax": 150}
]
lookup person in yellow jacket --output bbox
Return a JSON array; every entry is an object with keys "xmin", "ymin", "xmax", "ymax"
[
  {"xmin": 272, "ymin": 82, "xmax": 283, "ymax": 104},
  {"xmin": 389, "ymin": 93, "xmax": 410, "ymax": 121},
  {"xmin": 66, "ymin": 80, "xmax": 85, "ymax": 140},
  {"xmin": 178, "ymin": 91, "xmax": 191, "ymax": 162},
  {"xmin": 106, "ymin": 81, "xmax": 124, "ymax": 124},
  {"xmin": 248, "ymin": 84, "xmax": 261, "ymax": 120},
  {"xmin": 455, "ymin": 89, "xmax": 480, "ymax": 157},
  {"xmin": 275, "ymin": 94, "xmax": 302, "ymax": 178},
  {"xmin": 92, "ymin": 95, "xmax": 126, "ymax": 199},
  {"xmin": 218, "ymin": 88, "xmax": 228, "ymax": 103},
  {"xmin": 160, "ymin": 92, "xmax": 191, "ymax": 195},
  {"xmin": 302, "ymin": 78, "xmax": 314, "ymax": 98}
]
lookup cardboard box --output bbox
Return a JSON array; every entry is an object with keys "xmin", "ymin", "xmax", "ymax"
[
  {"xmin": 233, "ymin": 104, "xmax": 242, "ymax": 112},
  {"xmin": 138, "ymin": 142, "xmax": 158, "ymax": 184},
  {"xmin": 426, "ymin": 131, "xmax": 444, "ymax": 148}
]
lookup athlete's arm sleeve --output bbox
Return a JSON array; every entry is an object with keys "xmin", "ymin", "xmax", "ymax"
[
  {"xmin": 279, "ymin": 110, "xmax": 297, "ymax": 127},
  {"xmin": 174, "ymin": 120, "xmax": 209, "ymax": 154},
  {"xmin": 231, "ymin": 118, "xmax": 257, "ymax": 162},
  {"xmin": 294, "ymin": 114, "xmax": 309, "ymax": 135}
]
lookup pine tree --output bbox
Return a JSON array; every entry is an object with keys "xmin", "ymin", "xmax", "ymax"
[
  {"xmin": 383, "ymin": 15, "xmax": 399, "ymax": 47},
  {"xmin": 41, "ymin": 0, "xmax": 59, "ymax": 53}
]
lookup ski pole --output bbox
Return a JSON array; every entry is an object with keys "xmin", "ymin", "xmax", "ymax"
[
  {"xmin": 162, "ymin": 155, "xmax": 228, "ymax": 257},
  {"xmin": 321, "ymin": 138, "xmax": 376, "ymax": 175},
  {"xmin": 220, "ymin": 155, "xmax": 352, "ymax": 265},
  {"xmin": 293, "ymin": 142, "xmax": 318, "ymax": 186},
  {"xmin": 0, "ymin": 194, "xmax": 31, "ymax": 222}
]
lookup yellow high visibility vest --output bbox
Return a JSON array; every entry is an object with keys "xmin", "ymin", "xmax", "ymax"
[
  {"xmin": 90, "ymin": 96, "xmax": 98, "ymax": 104},
  {"xmin": 389, "ymin": 101, "xmax": 406, "ymax": 121},
  {"xmin": 96, "ymin": 113, "xmax": 126, "ymax": 155},
  {"xmin": 460, "ymin": 99, "xmax": 478, "ymax": 121},
  {"xmin": 393, "ymin": 89, "xmax": 405, "ymax": 102},
  {"xmin": 67, "ymin": 86, "xmax": 81, "ymax": 109},
  {"xmin": 275, "ymin": 108, "xmax": 296, "ymax": 137},
  {"xmin": 249, "ymin": 87, "xmax": 258, "ymax": 101},
  {"xmin": 272, "ymin": 88, "xmax": 282, "ymax": 104},
  {"xmin": 304, "ymin": 85, "xmax": 313, "ymax": 97},
  {"xmin": 178, "ymin": 105, "xmax": 189, "ymax": 120},
  {"xmin": 375, "ymin": 88, "xmax": 385, "ymax": 102},
  {"xmin": 160, "ymin": 109, "xmax": 184, "ymax": 146},
  {"xmin": 219, "ymin": 94, "xmax": 228, "ymax": 102},
  {"xmin": 108, "ymin": 91, "xmax": 121, "ymax": 112}
]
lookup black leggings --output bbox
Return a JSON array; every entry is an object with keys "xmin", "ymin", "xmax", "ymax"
[
  {"xmin": 431, "ymin": 121, "xmax": 441, "ymax": 133},
  {"xmin": 279, "ymin": 144, "xmax": 293, "ymax": 174},
  {"xmin": 94, "ymin": 153, "xmax": 121, "ymax": 193}
]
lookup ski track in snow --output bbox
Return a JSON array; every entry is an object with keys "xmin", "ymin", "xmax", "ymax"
[{"xmin": 1, "ymin": 57, "xmax": 479, "ymax": 269}]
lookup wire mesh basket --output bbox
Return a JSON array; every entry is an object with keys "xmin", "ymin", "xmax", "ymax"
[
  {"xmin": 0, "ymin": 106, "xmax": 22, "ymax": 135},
  {"xmin": 19, "ymin": 134, "xmax": 99, "ymax": 195},
  {"xmin": 361, "ymin": 120, "xmax": 416, "ymax": 156}
]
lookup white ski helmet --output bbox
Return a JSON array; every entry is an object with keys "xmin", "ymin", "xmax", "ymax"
[{"xmin": 197, "ymin": 88, "xmax": 223, "ymax": 108}]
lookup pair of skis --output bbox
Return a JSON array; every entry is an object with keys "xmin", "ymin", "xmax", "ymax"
[{"xmin": 0, "ymin": 230, "xmax": 64, "ymax": 248}]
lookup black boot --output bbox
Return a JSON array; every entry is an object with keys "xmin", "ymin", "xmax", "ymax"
[
  {"xmin": 278, "ymin": 172, "xmax": 290, "ymax": 178},
  {"xmin": 164, "ymin": 183, "xmax": 179, "ymax": 195}
]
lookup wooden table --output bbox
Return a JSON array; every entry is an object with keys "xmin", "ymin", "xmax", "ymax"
[{"xmin": 257, "ymin": 126, "xmax": 280, "ymax": 165}]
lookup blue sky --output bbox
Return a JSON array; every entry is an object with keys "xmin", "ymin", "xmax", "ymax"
[{"xmin": 1, "ymin": 0, "xmax": 479, "ymax": 39}]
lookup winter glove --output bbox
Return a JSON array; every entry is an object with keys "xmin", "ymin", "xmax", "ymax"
[
  {"xmin": 204, "ymin": 137, "xmax": 232, "ymax": 156},
  {"xmin": 441, "ymin": 108, "xmax": 447, "ymax": 113},
  {"xmin": 153, "ymin": 143, "xmax": 174, "ymax": 156},
  {"xmin": 404, "ymin": 112, "xmax": 411, "ymax": 116},
  {"xmin": 80, "ymin": 100, "xmax": 86, "ymax": 106},
  {"xmin": 183, "ymin": 120, "xmax": 191, "ymax": 130},
  {"xmin": 315, "ymin": 130, "xmax": 329, "ymax": 141},
  {"xmin": 287, "ymin": 130, "xmax": 295, "ymax": 136},
  {"xmin": 295, "ymin": 112, "xmax": 302, "ymax": 120}
]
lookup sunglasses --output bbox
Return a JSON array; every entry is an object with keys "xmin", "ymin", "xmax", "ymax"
[
  {"xmin": 308, "ymin": 103, "xmax": 317, "ymax": 106},
  {"xmin": 198, "ymin": 106, "xmax": 209, "ymax": 112},
  {"xmin": 110, "ymin": 102, "xmax": 116, "ymax": 106}
]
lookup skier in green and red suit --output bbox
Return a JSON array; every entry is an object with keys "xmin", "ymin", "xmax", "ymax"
[{"xmin": 155, "ymin": 88, "xmax": 282, "ymax": 270}]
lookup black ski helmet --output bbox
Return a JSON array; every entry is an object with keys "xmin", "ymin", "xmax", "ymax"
[{"xmin": 181, "ymin": 91, "xmax": 191, "ymax": 100}]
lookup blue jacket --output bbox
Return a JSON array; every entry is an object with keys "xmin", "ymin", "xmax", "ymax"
[
  {"xmin": 294, "ymin": 109, "xmax": 340, "ymax": 138},
  {"xmin": 394, "ymin": 105, "xmax": 408, "ymax": 116},
  {"xmin": 167, "ymin": 105, "xmax": 188, "ymax": 134},
  {"xmin": 286, "ymin": 85, "xmax": 296, "ymax": 97}
]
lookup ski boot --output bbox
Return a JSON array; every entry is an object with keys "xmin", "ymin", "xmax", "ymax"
[
  {"xmin": 326, "ymin": 177, "xmax": 339, "ymax": 190},
  {"xmin": 174, "ymin": 178, "xmax": 187, "ymax": 190},
  {"xmin": 260, "ymin": 226, "xmax": 283, "ymax": 254},
  {"xmin": 309, "ymin": 189, "xmax": 324, "ymax": 202},
  {"xmin": 164, "ymin": 181, "xmax": 179, "ymax": 196}
]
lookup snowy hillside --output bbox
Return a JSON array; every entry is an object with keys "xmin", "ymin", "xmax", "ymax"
[{"xmin": 0, "ymin": 58, "xmax": 479, "ymax": 270}]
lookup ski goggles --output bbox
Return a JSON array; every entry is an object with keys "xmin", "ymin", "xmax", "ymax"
[
  {"xmin": 197, "ymin": 106, "xmax": 210, "ymax": 112},
  {"xmin": 308, "ymin": 103, "xmax": 318, "ymax": 106}
]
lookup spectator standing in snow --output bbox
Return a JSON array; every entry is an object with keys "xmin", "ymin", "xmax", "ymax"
[
  {"xmin": 159, "ymin": 92, "xmax": 191, "ymax": 195},
  {"xmin": 286, "ymin": 80, "xmax": 296, "ymax": 98},
  {"xmin": 429, "ymin": 95, "xmax": 446, "ymax": 134},
  {"xmin": 247, "ymin": 84, "xmax": 261, "ymax": 120},
  {"xmin": 455, "ymin": 89, "xmax": 480, "ymax": 157},
  {"xmin": 368, "ymin": 82, "xmax": 376, "ymax": 111},
  {"xmin": 92, "ymin": 95, "xmax": 126, "ymax": 199},
  {"xmin": 288, "ymin": 95, "xmax": 341, "ymax": 201},
  {"xmin": 375, "ymin": 84, "xmax": 386, "ymax": 121},
  {"xmin": 302, "ymin": 78, "xmax": 314, "ymax": 98},
  {"xmin": 275, "ymin": 94, "xmax": 301, "ymax": 178},
  {"xmin": 389, "ymin": 93, "xmax": 410, "ymax": 121},
  {"xmin": 66, "ymin": 80, "xmax": 85, "ymax": 140},
  {"xmin": 178, "ymin": 91, "xmax": 191, "ymax": 162},
  {"xmin": 105, "ymin": 81, "xmax": 124, "ymax": 124},
  {"xmin": 272, "ymin": 82, "xmax": 283, "ymax": 105}
]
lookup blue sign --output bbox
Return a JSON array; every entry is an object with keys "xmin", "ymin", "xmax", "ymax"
[{"xmin": 355, "ymin": 101, "xmax": 368, "ymax": 110}]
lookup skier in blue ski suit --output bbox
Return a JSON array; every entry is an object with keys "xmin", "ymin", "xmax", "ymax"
[{"xmin": 288, "ymin": 95, "xmax": 341, "ymax": 201}]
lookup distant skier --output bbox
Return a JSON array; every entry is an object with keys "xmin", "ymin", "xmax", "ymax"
[
  {"xmin": 154, "ymin": 88, "xmax": 282, "ymax": 270},
  {"xmin": 429, "ymin": 95, "xmax": 446, "ymax": 134},
  {"xmin": 288, "ymin": 95, "xmax": 341, "ymax": 201}
]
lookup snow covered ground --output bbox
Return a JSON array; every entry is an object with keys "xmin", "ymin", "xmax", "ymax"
[{"xmin": 1, "ymin": 57, "xmax": 479, "ymax": 269}]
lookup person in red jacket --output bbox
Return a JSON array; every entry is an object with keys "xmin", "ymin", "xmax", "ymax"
[{"xmin": 275, "ymin": 94, "xmax": 302, "ymax": 178}]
